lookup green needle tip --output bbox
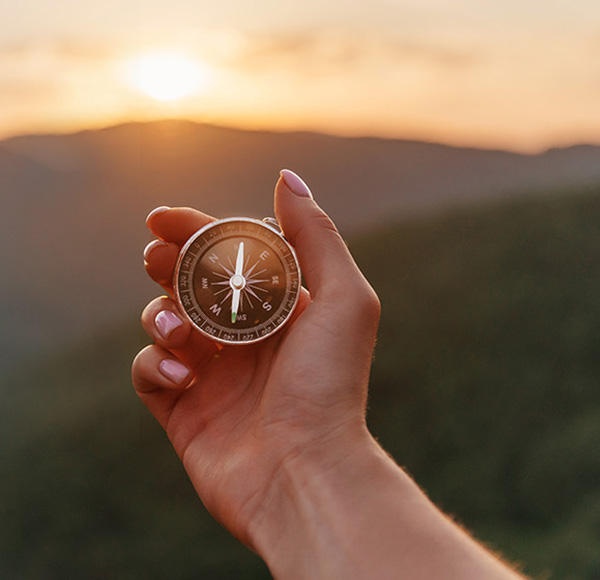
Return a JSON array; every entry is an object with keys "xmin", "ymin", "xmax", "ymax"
[{"xmin": 231, "ymin": 312, "xmax": 237, "ymax": 324}]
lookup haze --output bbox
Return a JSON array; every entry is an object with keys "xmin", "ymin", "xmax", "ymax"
[{"xmin": 1, "ymin": 0, "xmax": 599, "ymax": 151}]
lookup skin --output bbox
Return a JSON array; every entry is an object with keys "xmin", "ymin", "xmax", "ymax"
[{"xmin": 132, "ymin": 172, "xmax": 527, "ymax": 580}]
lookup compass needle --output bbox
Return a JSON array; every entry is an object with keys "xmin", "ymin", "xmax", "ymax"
[
  {"xmin": 229, "ymin": 241, "xmax": 245, "ymax": 324},
  {"xmin": 231, "ymin": 288, "xmax": 240, "ymax": 321},
  {"xmin": 235, "ymin": 242, "xmax": 244, "ymax": 276}
]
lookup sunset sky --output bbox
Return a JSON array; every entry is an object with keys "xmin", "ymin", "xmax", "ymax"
[{"xmin": 1, "ymin": 0, "xmax": 599, "ymax": 151}]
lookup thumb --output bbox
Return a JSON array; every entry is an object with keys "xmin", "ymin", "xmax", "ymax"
[{"xmin": 274, "ymin": 169, "xmax": 378, "ymax": 313}]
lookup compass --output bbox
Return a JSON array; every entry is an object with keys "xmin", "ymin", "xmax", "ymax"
[{"xmin": 174, "ymin": 217, "xmax": 301, "ymax": 345}]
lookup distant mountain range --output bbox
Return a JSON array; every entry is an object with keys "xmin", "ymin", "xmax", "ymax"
[{"xmin": 2, "ymin": 120, "xmax": 600, "ymax": 368}]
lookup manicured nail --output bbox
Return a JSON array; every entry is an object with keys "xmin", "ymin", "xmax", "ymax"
[
  {"xmin": 280, "ymin": 169, "xmax": 313, "ymax": 199},
  {"xmin": 155, "ymin": 310, "xmax": 184, "ymax": 339},
  {"xmin": 159, "ymin": 358, "xmax": 191, "ymax": 385},
  {"xmin": 146, "ymin": 206, "xmax": 171, "ymax": 223},
  {"xmin": 143, "ymin": 239, "xmax": 168, "ymax": 261}
]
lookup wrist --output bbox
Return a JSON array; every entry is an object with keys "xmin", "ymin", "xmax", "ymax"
[
  {"xmin": 248, "ymin": 426, "xmax": 415, "ymax": 579},
  {"xmin": 249, "ymin": 426, "xmax": 524, "ymax": 580}
]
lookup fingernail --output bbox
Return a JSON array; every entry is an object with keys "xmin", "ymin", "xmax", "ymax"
[
  {"xmin": 143, "ymin": 239, "xmax": 168, "ymax": 262},
  {"xmin": 146, "ymin": 206, "xmax": 171, "ymax": 223},
  {"xmin": 280, "ymin": 169, "xmax": 313, "ymax": 199},
  {"xmin": 155, "ymin": 310, "xmax": 184, "ymax": 339},
  {"xmin": 159, "ymin": 358, "xmax": 191, "ymax": 385}
]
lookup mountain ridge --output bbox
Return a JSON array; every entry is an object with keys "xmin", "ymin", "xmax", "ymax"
[
  {"xmin": 6, "ymin": 118, "xmax": 600, "ymax": 154},
  {"xmin": 2, "ymin": 120, "xmax": 600, "ymax": 368}
]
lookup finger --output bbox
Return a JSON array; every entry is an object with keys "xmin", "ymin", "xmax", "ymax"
[
  {"xmin": 146, "ymin": 206, "xmax": 215, "ymax": 245},
  {"xmin": 133, "ymin": 345, "xmax": 193, "ymax": 392},
  {"xmin": 274, "ymin": 170, "xmax": 380, "ymax": 325},
  {"xmin": 143, "ymin": 239, "xmax": 180, "ymax": 292},
  {"xmin": 132, "ymin": 345, "xmax": 194, "ymax": 428},
  {"xmin": 141, "ymin": 296, "xmax": 222, "ymax": 368},
  {"xmin": 141, "ymin": 296, "xmax": 191, "ymax": 349}
]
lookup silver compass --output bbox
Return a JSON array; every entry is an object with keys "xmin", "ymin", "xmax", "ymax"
[{"xmin": 174, "ymin": 217, "xmax": 301, "ymax": 345}]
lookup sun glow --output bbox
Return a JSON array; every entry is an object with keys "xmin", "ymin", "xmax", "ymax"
[{"xmin": 125, "ymin": 50, "xmax": 210, "ymax": 101}]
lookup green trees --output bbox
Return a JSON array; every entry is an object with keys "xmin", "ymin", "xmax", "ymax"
[{"xmin": 354, "ymin": 188, "xmax": 600, "ymax": 578}]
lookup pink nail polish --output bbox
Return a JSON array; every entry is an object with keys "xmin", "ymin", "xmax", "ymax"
[
  {"xmin": 155, "ymin": 310, "xmax": 184, "ymax": 339},
  {"xmin": 143, "ymin": 239, "xmax": 168, "ymax": 261},
  {"xmin": 280, "ymin": 169, "xmax": 313, "ymax": 199},
  {"xmin": 146, "ymin": 206, "xmax": 171, "ymax": 223},
  {"xmin": 159, "ymin": 358, "xmax": 191, "ymax": 385}
]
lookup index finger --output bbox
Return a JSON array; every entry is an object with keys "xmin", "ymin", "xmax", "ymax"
[
  {"xmin": 146, "ymin": 206, "xmax": 215, "ymax": 245},
  {"xmin": 144, "ymin": 207, "xmax": 216, "ymax": 292}
]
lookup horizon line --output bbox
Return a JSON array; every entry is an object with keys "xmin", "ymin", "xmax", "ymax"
[{"xmin": 1, "ymin": 117, "xmax": 599, "ymax": 156}]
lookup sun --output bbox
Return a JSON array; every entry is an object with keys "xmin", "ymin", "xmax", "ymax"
[{"xmin": 126, "ymin": 50, "xmax": 210, "ymax": 101}]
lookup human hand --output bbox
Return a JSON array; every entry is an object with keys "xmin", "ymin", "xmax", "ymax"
[
  {"xmin": 132, "ymin": 170, "xmax": 381, "ymax": 548},
  {"xmin": 133, "ymin": 170, "xmax": 528, "ymax": 580}
]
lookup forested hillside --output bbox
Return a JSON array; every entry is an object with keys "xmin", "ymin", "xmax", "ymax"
[
  {"xmin": 3, "ymin": 121, "xmax": 600, "ymax": 370},
  {"xmin": 2, "ymin": 186, "xmax": 600, "ymax": 579}
]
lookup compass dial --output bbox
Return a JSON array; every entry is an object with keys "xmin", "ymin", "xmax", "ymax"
[{"xmin": 174, "ymin": 218, "xmax": 301, "ymax": 345}]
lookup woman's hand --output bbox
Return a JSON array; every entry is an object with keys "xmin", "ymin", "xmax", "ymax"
[
  {"xmin": 133, "ymin": 170, "xmax": 525, "ymax": 580},
  {"xmin": 132, "ymin": 170, "xmax": 381, "ymax": 548}
]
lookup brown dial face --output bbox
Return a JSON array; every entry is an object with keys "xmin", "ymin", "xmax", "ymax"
[{"xmin": 174, "ymin": 218, "xmax": 301, "ymax": 344}]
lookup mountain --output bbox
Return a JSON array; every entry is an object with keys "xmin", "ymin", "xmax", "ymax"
[{"xmin": 2, "ymin": 120, "xmax": 600, "ymax": 369}]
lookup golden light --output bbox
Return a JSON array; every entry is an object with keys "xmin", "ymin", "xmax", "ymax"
[{"xmin": 125, "ymin": 50, "xmax": 210, "ymax": 101}]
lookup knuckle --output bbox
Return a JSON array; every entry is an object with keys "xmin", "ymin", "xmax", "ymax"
[
  {"xmin": 312, "ymin": 211, "xmax": 340, "ymax": 236},
  {"xmin": 131, "ymin": 345, "xmax": 153, "ymax": 384},
  {"xmin": 132, "ymin": 344, "xmax": 154, "ymax": 369},
  {"xmin": 355, "ymin": 284, "xmax": 381, "ymax": 322},
  {"xmin": 131, "ymin": 345, "xmax": 166, "ymax": 395},
  {"xmin": 324, "ymin": 281, "xmax": 380, "ymax": 329}
]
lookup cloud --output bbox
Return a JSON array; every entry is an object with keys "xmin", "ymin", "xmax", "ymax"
[
  {"xmin": 0, "ymin": 44, "xmax": 61, "ymax": 104},
  {"xmin": 219, "ymin": 29, "xmax": 481, "ymax": 77},
  {"xmin": 0, "ymin": 40, "xmax": 124, "ymax": 101},
  {"xmin": 0, "ymin": 31, "xmax": 479, "ymax": 101},
  {"xmin": 0, "ymin": 38, "xmax": 132, "ymax": 140},
  {"xmin": 0, "ymin": 79, "xmax": 60, "ymax": 101},
  {"xmin": 0, "ymin": 39, "xmax": 119, "ymax": 62}
]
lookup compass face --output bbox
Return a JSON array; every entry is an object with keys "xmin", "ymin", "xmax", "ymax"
[{"xmin": 174, "ymin": 218, "xmax": 301, "ymax": 344}]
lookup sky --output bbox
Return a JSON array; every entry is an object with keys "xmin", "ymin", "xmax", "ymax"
[{"xmin": 1, "ymin": 0, "xmax": 599, "ymax": 151}]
